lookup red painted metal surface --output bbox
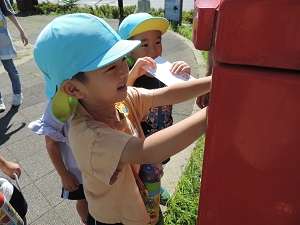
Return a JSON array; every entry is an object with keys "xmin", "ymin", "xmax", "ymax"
[
  {"xmin": 192, "ymin": 0, "xmax": 220, "ymax": 51},
  {"xmin": 213, "ymin": 0, "xmax": 300, "ymax": 70},
  {"xmin": 194, "ymin": 0, "xmax": 300, "ymax": 224},
  {"xmin": 198, "ymin": 63, "xmax": 300, "ymax": 225}
]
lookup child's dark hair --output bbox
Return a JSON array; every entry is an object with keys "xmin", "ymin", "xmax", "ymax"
[{"xmin": 72, "ymin": 72, "xmax": 88, "ymax": 83}]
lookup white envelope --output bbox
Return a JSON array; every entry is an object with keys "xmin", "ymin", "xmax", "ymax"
[{"xmin": 142, "ymin": 56, "xmax": 195, "ymax": 86}]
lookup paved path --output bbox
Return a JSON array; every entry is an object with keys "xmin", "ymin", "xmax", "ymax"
[
  {"xmin": 0, "ymin": 15, "xmax": 206, "ymax": 224},
  {"xmin": 38, "ymin": 0, "xmax": 196, "ymax": 12}
]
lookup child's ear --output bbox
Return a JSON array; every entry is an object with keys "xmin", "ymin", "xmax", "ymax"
[{"xmin": 60, "ymin": 80, "xmax": 84, "ymax": 99}]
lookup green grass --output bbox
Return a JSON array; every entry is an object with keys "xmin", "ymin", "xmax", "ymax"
[
  {"xmin": 164, "ymin": 136, "xmax": 205, "ymax": 225},
  {"xmin": 163, "ymin": 22, "xmax": 208, "ymax": 224},
  {"xmin": 161, "ymin": 16, "xmax": 208, "ymax": 225}
]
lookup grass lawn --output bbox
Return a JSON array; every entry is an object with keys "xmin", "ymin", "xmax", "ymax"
[{"xmin": 164, "ymin": 136, "xmax": 206, "ymax": 224}]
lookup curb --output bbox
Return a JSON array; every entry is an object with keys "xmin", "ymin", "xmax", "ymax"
[{"xmin": 160, "ymin": 31, "xmax": 207, "ymax": 213}]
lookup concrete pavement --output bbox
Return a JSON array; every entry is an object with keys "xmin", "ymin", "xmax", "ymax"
[{"xmin": 0, "ymin": 14, "xmax": 206, "ymax": 224}]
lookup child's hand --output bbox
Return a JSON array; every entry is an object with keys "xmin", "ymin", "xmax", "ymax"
[
  {"xmin": 127, "ymin": 57, "xmax": 156, "ymax": 86},
  {"xmin": 196, "ymin": 93, "xmax": 210, "ymax": 109},
  {"xmin": 2, "ymin": 161, "xmax": 21, "ymax": 179},
  {"xmin": 61, "ymin": 171, "xmax": 80, "ymax": 192},
  {"xmin": 170, "ymin": 61, "xmax": 191, "ymax": 75},
  {"xmin": 20, "ymin": 30, "xmax": 28, "ymax": 46}
]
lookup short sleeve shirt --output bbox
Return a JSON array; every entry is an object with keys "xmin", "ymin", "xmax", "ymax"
[
  {"xmin": 0, "ymin": 0, "xmax": 14, "ymax": 18},
  {"xmin": 28, "ymin": 100, "xmax": 83, "ymax": 183},
  {"xmin": 69, "ymin": 87, "xmax": 154, "ymax": 224}
]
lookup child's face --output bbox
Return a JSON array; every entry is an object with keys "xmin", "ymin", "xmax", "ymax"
[
  {"xmin": 76, "ymin": 57, "xmax": 129, "ymax": 108},
  {"xmin": 129, "ymin": 30, "xmax": 162, "ymax": 61}
]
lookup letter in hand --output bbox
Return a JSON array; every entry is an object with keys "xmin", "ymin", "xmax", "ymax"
[
  {"xmin": 128, "ymin": 57, "xmax": 156, "ymax": 86},
  {"xmin": 170, "ymin": 61, "xmax": 191, "ymax": 75},
  {"xmin": 132, "ymin": 57, "xmax": 156, "ymax": 78}
]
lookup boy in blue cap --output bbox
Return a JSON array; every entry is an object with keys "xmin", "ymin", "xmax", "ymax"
[
  {"xmin": 34, "ymin": 13, "xmax": 211, "ymax": 225},
  {"xmin": 118, "ymin": 13, "xmax": 191, "ymax": 205}
]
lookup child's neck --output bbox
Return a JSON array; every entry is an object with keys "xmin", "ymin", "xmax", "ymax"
[{"xmin": 82, "ymin": 102, "xmax": 124, "ymax": 124}]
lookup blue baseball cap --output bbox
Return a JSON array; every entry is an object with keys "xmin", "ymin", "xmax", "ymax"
[
  {"xmin": 118, "ymin": 13, "xmax": 169, "ymax": 40},
  {"xmin": 34, "ymin": 13, "xmax": 141, "ymax": 122}
]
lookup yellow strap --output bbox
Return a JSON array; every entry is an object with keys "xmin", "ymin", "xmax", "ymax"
[{"xmin": 52, "ymin": 89, "xmax": 78, "ymax": 123}]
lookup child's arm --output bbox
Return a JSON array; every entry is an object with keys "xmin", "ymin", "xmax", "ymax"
[
  {"xmin": 197, "ymin": 49, "xmax": 214, "ymax": 108},
  {"xmin": 170, "ymin": 61, "xmax": 191, "ymax": 75},
  {"xmin": 152, "ymin": 76, "xmax": 211, "ymax": 107},
  {"xmin": 0, "ymin": 156, "xmax": 21, "ymax": 179},
  {"xmin": 120, "ymin": 106, "xmax": 208, "ymax": 164},
  {"xmin": 7, "ymin": 14, "xmax": 28, "ymax": 46},
  {"xmin": 45, "ymin": 136, "xmax": 79, "ymax": 192},
  {"xmin": 118, "ymin": 76, "xmax": 211, "ymax": 164},
  {"xmin": 127, "ymin": 56, "xmax": 156, "ymax": 86}
]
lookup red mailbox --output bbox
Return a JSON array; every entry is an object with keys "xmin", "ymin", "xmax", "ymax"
[
  {"xmin": 193, "ymin": 0, "xmax": 300, "ymax": 225},
  {"xmin": 192, "ymin": 0, "xmax": 220, "ymax": 51}
]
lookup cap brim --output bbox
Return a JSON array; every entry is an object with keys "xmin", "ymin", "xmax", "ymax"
[
  {"xmin": 82, "ymin": 39, "xmax": 141, "ymax": 72},
  {"xmin": 130, "ymin": 18, "xmax": 169, "ymax": 38}
]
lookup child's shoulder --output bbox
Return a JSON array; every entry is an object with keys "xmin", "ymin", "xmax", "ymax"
[{"xmin": 28, "ymin": 100, "xmax": 70, "ymax": 140}]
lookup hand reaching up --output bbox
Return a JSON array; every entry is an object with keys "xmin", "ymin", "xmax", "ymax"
[
  {"xmin": 196, "ymin": 93, "xmax": 210, "ymax": 109},
  {"xmin": 127, "ymin": 57, "xmax": 156, "ymax": 86}
]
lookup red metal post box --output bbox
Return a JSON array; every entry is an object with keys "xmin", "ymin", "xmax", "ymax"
[
  {"xmin": 192, "ymin": 0, "xmax": 220, "ymax": 51},
  {"xmin": 193, "ymin": 0, "xmax": 300, "ymax": 224}
]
